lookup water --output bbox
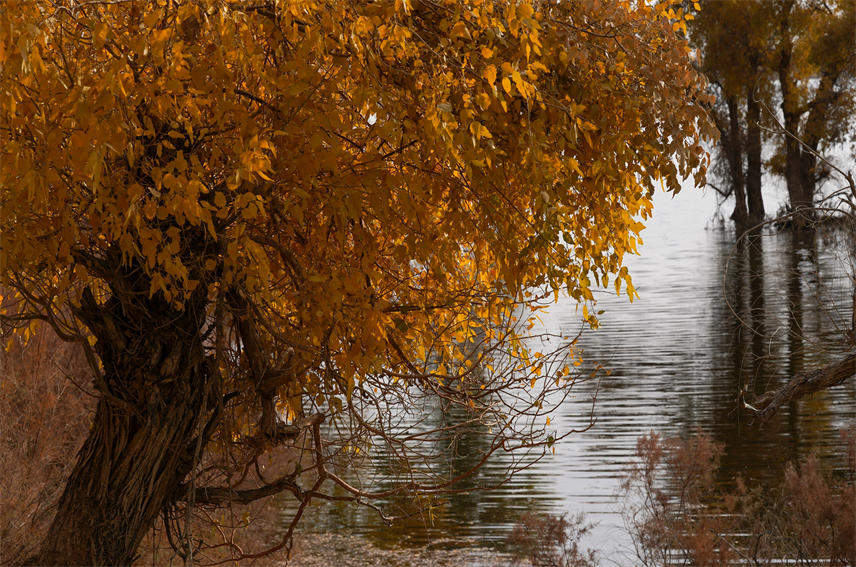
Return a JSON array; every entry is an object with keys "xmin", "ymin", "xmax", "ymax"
[{"xmin": 290, "ymin": 186, "xmax": 856, "ymax": 560}]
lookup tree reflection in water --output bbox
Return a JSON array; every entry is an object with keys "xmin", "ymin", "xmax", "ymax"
[{"xmin": 279, "ymin": 223, "xmax": 856, "ymax": 556}]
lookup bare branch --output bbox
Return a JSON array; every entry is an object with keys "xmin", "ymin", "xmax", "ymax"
[{"xmin": 180, "ymin": 475, "xmax": 302, "ymax": 506}]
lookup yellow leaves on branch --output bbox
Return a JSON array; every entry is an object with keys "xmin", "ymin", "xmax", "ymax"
[{"xmin": 0, "ymin": 0, "xmax": 712, "ymax": 386}]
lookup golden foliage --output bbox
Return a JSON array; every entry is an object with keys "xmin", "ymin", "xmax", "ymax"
[
  {"xmin": 0, "ymin": 0, "xmax": 711, "ymax": 384},
  {"xmin": 0, "ymin": 1, "xmax": 712, "ymax": 558}
]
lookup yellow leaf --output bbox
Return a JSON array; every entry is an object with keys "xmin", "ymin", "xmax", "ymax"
[
  {"xmin": 450, "ymin": 21, "xmax": 468, "ymax": 39},
  {"xmin": 482, "ymin": 64, "xmax": 497, "ymax": 85},
  {"xmin": 511, "ymin": 71, "xmax": 526, "ymax": 96},
  {"xmin": 517, "ymin": 2, "xmax": 534, "ymax": 19},
  {"xmin": 475, "ymin": 92, "xmax": 492, "ymax": 110},
  {"xmin": 501, "ymin": 76, "xmax": 512, "ymax": 94}
]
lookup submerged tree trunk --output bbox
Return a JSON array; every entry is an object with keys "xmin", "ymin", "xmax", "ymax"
[
  {"xmin": 745, "ymin": 80, "xmax": 764, "ymax": 224},
  {"xmin": 777, "ymin": 1, "xmax": 813, "ymax": 218},
  {"xmin": 744, "ymin": 353, "xmax": 856, "ymax": 423},
  {"xmin": 779, "ymin": 76, "xmax": 811, "ymax": 212},
  {"xmin": 725, "ymin": 95, "xmax": 749, "ymax": 227},
  {"xmin": 799, "ymin": 71, "xmax": 841, "ymax": 203},
  {"xmin": 32, "ymin": 284, "xmax": 216, "ymax": 566}
]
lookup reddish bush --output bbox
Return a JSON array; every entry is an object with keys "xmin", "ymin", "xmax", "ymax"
[
  {"xmin": 509, "ymin": 512, "xmax": 598, "ymax": 567},
  {"xmin": 622, "ymin": 429, "xmax": 856, "ymax": 566},
  {"xmin": 621, "ymin": 430, "xmax": 734, "ymax": 567}
]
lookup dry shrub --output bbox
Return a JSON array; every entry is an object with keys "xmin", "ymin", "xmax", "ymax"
[
  {"xmin": 623, "ymin": 429, "xmax": 856, "ymax": 566},
  {"xmin": 772, "ymin": 452, "xmax": 856, "ymax": 564},
  {"xmin": 0, "ymin": 324, "xmax": 95, "ymax": 565},
  {"xmin": 621, "ymin": 430, "xmax": 734, "ymax": 567},
  {"xmin": 509, "ymin": 512, "xmax": 598, "ymax": 567}
]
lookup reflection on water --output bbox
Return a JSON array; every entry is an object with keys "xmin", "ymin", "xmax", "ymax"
[{"xmin": 289, "ymin": 192, "xmax": 856, "ymax": 559}]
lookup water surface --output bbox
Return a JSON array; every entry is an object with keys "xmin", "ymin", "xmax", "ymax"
[{"xmin": 291, "ymin": 187, "xmax": 856, "ymax": 560}]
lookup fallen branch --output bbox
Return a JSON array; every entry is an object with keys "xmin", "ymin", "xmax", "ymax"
[{"xmin": 743, "ymin": 353, "xmax": 856, "ymax": 422}]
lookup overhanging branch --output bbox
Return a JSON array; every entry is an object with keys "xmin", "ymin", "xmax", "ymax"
[{"xmin": 179, "ymin": 475, "xmax": 301, "ymax": 505}]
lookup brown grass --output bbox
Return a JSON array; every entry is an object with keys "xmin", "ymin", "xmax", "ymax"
[{"xmin": 0, "ymin": 324, "xmax": 95, "ymax": 565}]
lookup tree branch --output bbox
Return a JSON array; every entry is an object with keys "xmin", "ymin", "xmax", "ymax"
[
  {"xmin": 179, "ymin": 475, "xmax": 301, "ymax": 505},
  {"xmin": 743, "ymin": 353, "xmax": 856, "ymax": 422}
]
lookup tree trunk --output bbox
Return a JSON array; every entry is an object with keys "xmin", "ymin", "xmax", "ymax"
[
  {"xmin": 779, "ymin": 85, "xmax": 809, "ymax": 211},
  {"xmin": 799, "ymin": 71, "xmax": 840, "ymax": 203},
  {"xmin": 723, "ymin": 96, "xmax": 748, "ymax": 227},
  {"xmin": 745, "ymin": 81, "xmax": 764, "ymax": 224},
  {"xmin": 776, "ymin": 1, "xmax": 810, "ymax": 215},
  {"xmin": 33, "ymin": 285, "xmax": 215, "ymax": 566}
]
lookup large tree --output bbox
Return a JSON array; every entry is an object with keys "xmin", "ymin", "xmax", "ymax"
[
  {"xmin": 0, "ymin": 1, "xmax": 713, "ymax": 564},
  {"xmin": 689, "ymin": 0, "xmax": 771, "ymax": 228}
]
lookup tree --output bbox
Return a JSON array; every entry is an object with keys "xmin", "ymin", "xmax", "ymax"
[
  {"xmin": 773, "ymin": 0, "xmax": 856, "ymax": 213},
  {"xmin": 688, "ymin": 0, "xmax": 770, "ymax": 228},
  {"xmin": 0, "ymin": 1, "xmax": 713, "ymax": 564}
]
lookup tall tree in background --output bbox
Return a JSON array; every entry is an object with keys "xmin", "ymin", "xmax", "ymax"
[
  {"xmin": 689, "ymin": 0, "xmax": 855, "ymax": 224},
  {"xmin": 689, "ymin": 0, "xmax": 770, "ymax": 228},
  {"xmin": 774, "ymin": 0, "xmax": 855, "ymax": 213},
  {"xmin": 0, "ymin": 1, "xmax": 713, "ymax": 564}
]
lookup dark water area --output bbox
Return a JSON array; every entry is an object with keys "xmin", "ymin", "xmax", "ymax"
[{"xmin": 290, "ymin": 190, "xmax": 856, "ymax": 560}]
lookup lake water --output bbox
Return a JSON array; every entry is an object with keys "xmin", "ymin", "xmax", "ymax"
[{"xmin": 291, "ymin": 186, "xmax": 856, "ymax": 561}]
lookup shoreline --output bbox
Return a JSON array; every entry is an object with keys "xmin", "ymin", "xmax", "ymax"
[{"xmin": 287, "ymin": 533, "xmax": 521, "ymax": 567}]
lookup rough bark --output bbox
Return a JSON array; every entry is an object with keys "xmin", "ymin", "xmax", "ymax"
[
  {"xmin": 743, "ymin": 353, "xmax": 856, "ymax": 423},
  {"xmin": 32, "ymin": 283, "xmax": 216, "ymax": 566}
]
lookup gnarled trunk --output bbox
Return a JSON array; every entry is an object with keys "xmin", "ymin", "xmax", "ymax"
[{"xmin": 33, "ymin": 286, "xmax": 216, "ymax": 566}]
